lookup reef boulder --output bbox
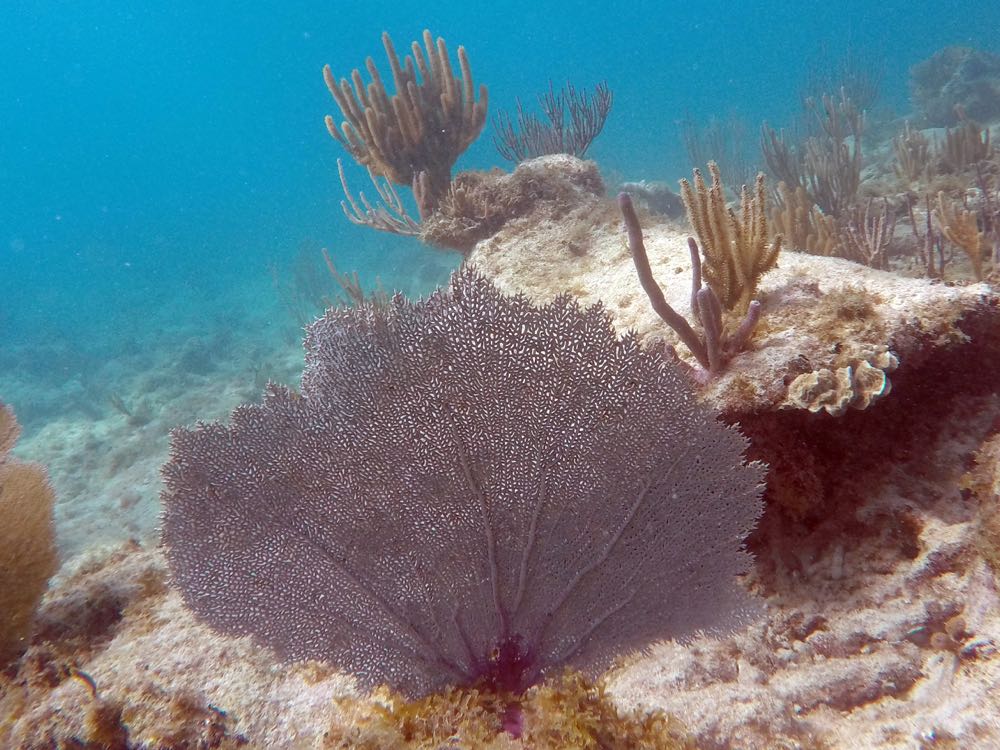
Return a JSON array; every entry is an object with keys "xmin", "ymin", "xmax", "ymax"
[{"xmin": 910, "ymin": 46, "xmax": 1000, "ymax": 127}]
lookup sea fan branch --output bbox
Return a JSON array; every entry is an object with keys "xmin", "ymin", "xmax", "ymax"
[{"xmin": 161, "ymin": 268, "xmax": 764, "ymax": 697}]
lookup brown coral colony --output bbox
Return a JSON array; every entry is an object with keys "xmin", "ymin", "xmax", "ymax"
[{"xmin": 323, "ymin": 29, "xmax": 488, "ymax": 214}]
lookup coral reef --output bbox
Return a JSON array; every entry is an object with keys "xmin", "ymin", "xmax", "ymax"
[
  {"xmin": 9, "ymin": 41, "xmax": 1000, "ymax": 748},
  {"xmin": 463, "ymin": 157, "xmax": 1000, "ymax": 529},
  {"xmin": 420, "ymin": 154, "xmax": 606, "ymax": 252},
  {"xmin": 464, "ymin": 157, "xmax": 995, "ymax": 412},
  {"xmin": 453, "ymin": 158, "xmax": 1000, "ymax": 745},
  {"xmin": 0, "ymin": 402, "xmax": 58, "ymax": 666},
  {"xmin": 910, "ymin": 46, "xmax": 1000, "ymax": 127}
]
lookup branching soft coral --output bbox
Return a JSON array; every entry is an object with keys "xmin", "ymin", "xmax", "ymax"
[
  {"xmin": 679, "ymin": 161, "xmax": 782, "ymax": 315},
  {"xmin": 323, "ymin": 29, "xmax": 488, "ymax": 215}
]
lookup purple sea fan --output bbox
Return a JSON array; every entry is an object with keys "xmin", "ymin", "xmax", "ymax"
[{"xmin": 161, "ymin": 267, "xmax": 765, "ymax": 698}]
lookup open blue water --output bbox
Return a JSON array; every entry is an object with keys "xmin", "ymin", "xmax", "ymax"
[{"xmin": 1, "ymin": 0, "xmax": 997, "ymax": 435}]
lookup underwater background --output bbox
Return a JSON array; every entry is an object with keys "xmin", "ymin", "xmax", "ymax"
[
  {"xmin": 6, "ymin": 1, "xmax": 1000, "ymax": 747},
  {"xmin": 2, "ymin": 0, "xmax": 1000, "ymax": 559}
]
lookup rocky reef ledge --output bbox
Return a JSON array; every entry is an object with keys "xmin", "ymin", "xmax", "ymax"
[
  {"xmin": 467, "ymin": 155, "xmax": 1000, "ymax": 748},
  {"xmin": 468, "ymin": 155, "xmax": 998, "ymax": 416}
]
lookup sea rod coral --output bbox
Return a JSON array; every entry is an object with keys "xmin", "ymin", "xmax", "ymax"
[
  {"xmin": 324, "ymin": 29, "xmax": 488, "ymax": 220},
  {"xmin": 161, "ymin": 268, "xmax": 765, "ymax": 698}
]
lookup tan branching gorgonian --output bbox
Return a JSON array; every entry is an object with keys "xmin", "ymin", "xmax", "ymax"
[
  {"xmin": 679, "ymin": 162, "xmax": 783, "ymax": 315},
  {"xmin": 893, "ymin": 122, "xmax": 932, "ymax": 183},
  {"xmin": 337, "ymin": 159, "xmax": 422, "ymax": 236},
  {"xmin": 0, "ymin": 402, "xmax": 58, "ymax": 667},
  {"xmin": 936, "ymin": 192, "xmax": 986, "ymax": 280},
  {"xmin": 770, "ymin": 181, "xmax": 841, "ymax": 256},
  {"xmin": 803, "ymin": 89, "xmax": 864, "ymax": 218},
  {"xmin": 323, "ymin": 29, "xmax": 488, "ymax": 219},
  {"xmin": 842, "ymin": 198, "xmax": 896, "ymax": 270},
  {"xmin": 938, "ymin": 118, "xmax": 993, "ymax": 173}
]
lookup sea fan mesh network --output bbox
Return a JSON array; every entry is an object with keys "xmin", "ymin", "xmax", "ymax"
[{"xmin": 161, "ymin": 268, "xmax": 764, "ymax": 697}]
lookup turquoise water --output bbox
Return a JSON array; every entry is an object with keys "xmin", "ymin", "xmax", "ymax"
[{"xmin": 1, "ymin": 0, "xmax": 998, "ymax": 548}]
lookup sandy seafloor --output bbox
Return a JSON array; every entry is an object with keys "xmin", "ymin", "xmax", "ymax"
[{"xmin": 1, "ymin": 251, "xmax": 459, "ymax": 561}]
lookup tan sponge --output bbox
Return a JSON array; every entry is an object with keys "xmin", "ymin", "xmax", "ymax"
[{"xmin": 0, "ymin": 402, "xmax": 57, "ymax": 665}]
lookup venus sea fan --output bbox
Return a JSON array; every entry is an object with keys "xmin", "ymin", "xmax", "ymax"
[{"xmin": 160, "ymin": 268, "xmax": 765, "ymax": 698}]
